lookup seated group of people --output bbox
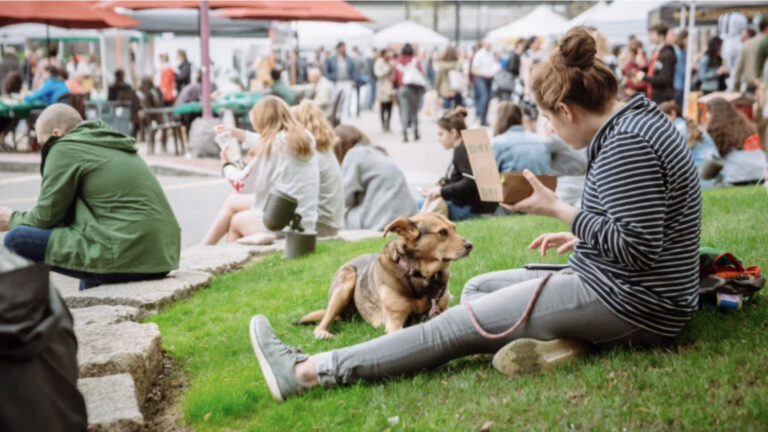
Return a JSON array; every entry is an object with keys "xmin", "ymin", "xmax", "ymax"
[
  {"xmin": 0, "ymin": 27, "xmax": 751, "ymax": 409},
  {"xmin": 661, "ymin": 98, "xmax": 767, "ymax": 189}
]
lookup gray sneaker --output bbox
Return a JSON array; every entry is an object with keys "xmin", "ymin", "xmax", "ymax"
[
  {"xmin": 492, "ymin": 338, "xmax": 590, "ymax": 377},
  {"xmin": 249, "ymin": 315, "xmax": 309, "ymax": 403}
]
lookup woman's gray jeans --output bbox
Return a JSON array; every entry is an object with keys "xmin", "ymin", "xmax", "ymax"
[{"xmin": 315, "ymin": 268, "xmax": 666, "ymax": 386}]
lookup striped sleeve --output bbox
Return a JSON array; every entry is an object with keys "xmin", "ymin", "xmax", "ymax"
[{"xmin": 571, "ymin": 133, "xmax": 666, "ymax": 271}]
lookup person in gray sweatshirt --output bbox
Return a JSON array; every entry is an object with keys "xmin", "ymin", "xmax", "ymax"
[{"xmin": 334, "ymin": 125, "xmax": 417, "ymax": 230}]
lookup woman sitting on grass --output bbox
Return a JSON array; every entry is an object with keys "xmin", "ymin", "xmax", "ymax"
[
  {"xmin": 292, "ymin": 100, "xmax": 345, "ymax": 237},
  {"xmin": 419, "ymin": 107, "xmax": 498, "ymax": 220},
  {"xmin": 201, "ymin": 96, "xmax": 319, "ymax": 245},
  {"xmin": 492, "ymin": 101, "xmax": 551, "ymax": 176},
  {"xmin": 659, "ymin": 101, "xmax": 719, "ymax": 190},
  {"xmin": 703, "ymin": 98, "xmax": 767, "ymax": 186},
  {"xmin": 334, "ymin": 125, "xmax": 417, "ymax": 231},
  {"xmin": 247, "ymin": 27, "xmax": 702, "ymax": 403}
]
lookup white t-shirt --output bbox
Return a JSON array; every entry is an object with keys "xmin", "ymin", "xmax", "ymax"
[
  {"xmin": 471, "ymin": 48, "xmax": 499, "ymax": 78},
  {"xmin": 223, "ymin": 130, "xmax": 320, "ymax": 232}
]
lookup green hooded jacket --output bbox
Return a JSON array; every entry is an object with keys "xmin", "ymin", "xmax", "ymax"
[{"xmin": 9, "ymin": 120, "xmax": 181, "ymax": 274}]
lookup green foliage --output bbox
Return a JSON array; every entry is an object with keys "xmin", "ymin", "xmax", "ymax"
[{"xmin": 151, "ymin": 187, "xmax": 768, "ymax": 431}]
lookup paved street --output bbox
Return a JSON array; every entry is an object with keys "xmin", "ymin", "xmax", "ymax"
[{"xmin": 0, "ymin": 110, "xmax": 451, "ymax": 248}]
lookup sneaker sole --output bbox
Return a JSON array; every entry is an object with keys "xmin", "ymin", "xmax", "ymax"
[
  {"xmin": 492, "ymin": 338, "xmax": 589, "ymax": 377},
  {"xmin": 249, "ymin": 316, "xmax": 284, "ymax": 403}
]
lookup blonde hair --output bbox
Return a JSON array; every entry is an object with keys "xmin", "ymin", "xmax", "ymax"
[
  {"xmin": 292, "ymin": 100, "xmax": 335, "ymax": 153},
  {"xmin": 248, "ymin": 95, "xmax": 313, "ymax": 160}
]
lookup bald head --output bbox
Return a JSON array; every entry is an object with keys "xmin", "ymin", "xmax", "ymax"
[{"xmin": 35, "ymin": 103, "xmax": 83, "ymax": 145}]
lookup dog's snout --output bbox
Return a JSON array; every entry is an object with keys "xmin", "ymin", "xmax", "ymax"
[{"xmin": 464, "ymin": 241, "xmax": 473, "ymax": 252}]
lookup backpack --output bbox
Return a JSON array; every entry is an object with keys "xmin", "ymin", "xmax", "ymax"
[
  {"xmin": 699, "ymin": 247, "xmax": 765, "ymax": 309},
  {"xmin": 402, "ymin": 59, "xmax": 427, "ymax": 88}
]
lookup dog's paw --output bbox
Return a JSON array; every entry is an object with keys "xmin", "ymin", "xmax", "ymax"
[{"xmin": 313, "ymin": 328, "xmax": 335, "ymax": 339}]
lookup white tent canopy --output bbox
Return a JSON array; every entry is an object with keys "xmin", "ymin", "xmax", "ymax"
[
  {"xmin": 297, "ymin": 21, "xmax": 373, "ymax": 51},
  {"xmin": 588, "ymin": 0, "xmax": 665, "ymax": 46},
  {"xmin": 373, "ymin": 20, "xmax": 449, "ymax": 48},
  {"xmin": 564, "ymin": 1, "xmax": 610, "ymax": 30},
  {"xmin": 486, "ymin": 6, "xmax": 568, "ymax": 40}
]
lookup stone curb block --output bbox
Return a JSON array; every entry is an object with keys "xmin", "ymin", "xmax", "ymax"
[
  {"xmin": 72, "ymin": 305, "xmax": 140, "ymax": 328},
  {"xmin": 79, "ymin": 374, "xmax": 144, "ymax": 432},
  {"xmin": 63, "ymin": 270, "xmax": 212, "ymax": 314},
  {"xmin": 180, "ymin": 245, "xmax": 254, "ymax": 274},
  {"xmin": 76, "ymin": 321, "xmax": 163, "ymax": 404}
]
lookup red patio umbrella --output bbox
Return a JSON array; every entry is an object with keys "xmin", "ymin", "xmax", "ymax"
[
  {"xmin": 96, "ymin": 0, "xmax": 272, "ymax": 10},
  {"xmin": 0, "ymin": 1, "xmax": 138, "ymax": 29},
  {"xmin": 215, "ymin": 1, "xmax": 371, "ymax": 23}
]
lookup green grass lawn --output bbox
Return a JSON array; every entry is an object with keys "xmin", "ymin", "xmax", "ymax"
[{"xmin": 151, "ymin": 187, "xmax": 768, "ymax": 431}]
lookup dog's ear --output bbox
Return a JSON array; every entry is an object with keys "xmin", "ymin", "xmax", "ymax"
[{"xmin": 383, "ymin": 217, "xmax": 419, "ymax": 240}]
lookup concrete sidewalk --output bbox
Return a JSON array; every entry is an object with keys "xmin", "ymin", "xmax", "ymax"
[{"xmin": 0, "ymin": 110, "xmax": 451, "ymax": 186}]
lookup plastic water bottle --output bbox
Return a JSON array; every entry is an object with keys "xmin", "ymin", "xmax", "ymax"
[{"xmin": 215, "ymin": 130, "xmax": 240, "ymax": 162}]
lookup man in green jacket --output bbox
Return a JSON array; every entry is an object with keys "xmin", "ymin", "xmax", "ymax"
[{"xmin": 0, "ymin": 104, "xmax": 181, "ymax": 290}]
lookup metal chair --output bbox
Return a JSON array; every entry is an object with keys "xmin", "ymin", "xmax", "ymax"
[{"xmin": 141, "ymin": 106, "xmax": 185, "ymax": 155}]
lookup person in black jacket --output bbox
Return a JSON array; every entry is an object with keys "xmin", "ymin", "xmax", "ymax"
[
  {"xmin": 175, "ymin": 49, "xmax": 191, "ymax": 93},
  {"xmin": 640, "ymin": 23, "xmax": 676, "ymax": 105},
  {"xmin": 419, "ymin": 107, "xmax": 498, "ymax": 220}
]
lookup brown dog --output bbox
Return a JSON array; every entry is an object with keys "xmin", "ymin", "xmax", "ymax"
[{"xmin": 295, "ymin": 213, "xmax": 473, "ymax": 338}]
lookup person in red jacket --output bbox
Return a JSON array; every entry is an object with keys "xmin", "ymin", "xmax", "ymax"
[
  {"xmin": 391, "ymin": 43, "xmax": 425, "ymax": 143},
  {"xmin": 157, "ymin": 53, "xmax": 176, "ymax": 106}
]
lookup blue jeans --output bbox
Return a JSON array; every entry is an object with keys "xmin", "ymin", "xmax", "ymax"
[
  {"xmin": 368, "ymin": 79, "xmax": 376, "ymax": 110},
  {"xmin": 3, "ymin": 226, "xmax": 168, "ymax": 290},
  {"xmin": 674, "ymin": 89, "xmax": 684, "ymax": 109},
  {"xmin": 443, "ymin": 94, "xmax": 464, "ymax": 110},
  {"xmin": 474, "ymin": 77, "xmax": 491, "ymax": 126},
  {"xmin": 417, "ymin": 198, "xmax": 476, "ymax": 222}
]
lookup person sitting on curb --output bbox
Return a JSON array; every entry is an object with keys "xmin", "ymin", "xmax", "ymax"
[
  {"xmin": 201, "ymin": 96, "xmax": 319, "ymax": 245},
  {"xmin": 419, "ymin": 106, "xmax": 498, "ymax": 220},
  {"xmin": 246, "ymin": 27, "xmax": 702, "ymax": 404},
  {"xmin": 334, "ymin": 125, "xmax": 417, "ymax": 231},
  {"xmin": 0, "ymin": 104, "xmax": 181, "ymax": 290},
  {"xmin": 292, "ymin": 100, "xmax": 345, "ymax": 237}
]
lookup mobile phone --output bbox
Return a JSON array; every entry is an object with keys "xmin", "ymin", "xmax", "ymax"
[{"xmin": 524, "ymin": 263, "xmax": 570, "ymax": 271}]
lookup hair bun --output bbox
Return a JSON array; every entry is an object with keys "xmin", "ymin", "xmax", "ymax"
[
  {"xmin": 555, "ymin": 27, "xmax": 597, "ymax": 70},
  {"xmin": 449, "ymin": 106, "xmax": 468, "ymax": 119}
]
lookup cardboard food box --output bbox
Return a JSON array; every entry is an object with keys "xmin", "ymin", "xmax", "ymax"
[{"xmin": 460, "ymin": 129, "xmax": 557, "ymax": 205}]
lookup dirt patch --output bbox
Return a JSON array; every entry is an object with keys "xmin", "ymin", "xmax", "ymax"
[{"xmin": 142, "ymin": 353, "xmax": 192, "ymax": 432}]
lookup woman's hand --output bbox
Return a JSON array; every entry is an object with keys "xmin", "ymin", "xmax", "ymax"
[
  {"xmin": 500, "ymin": 170, "xmax": 578, "ymax": 224},
  {"xmin": 529, "ymin": 232, "xmax": 579, "ymax": 257},
  {"xmin": 421, "ymin": 185, "xmax": 442, "ymax": 200},
  {"xmin": 0, "ymin": 206, "xmax": 12, "ymax": 231},
  {"xmin": 214, "ymin": 124, "xmax": 246, "ymax": 142}
]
